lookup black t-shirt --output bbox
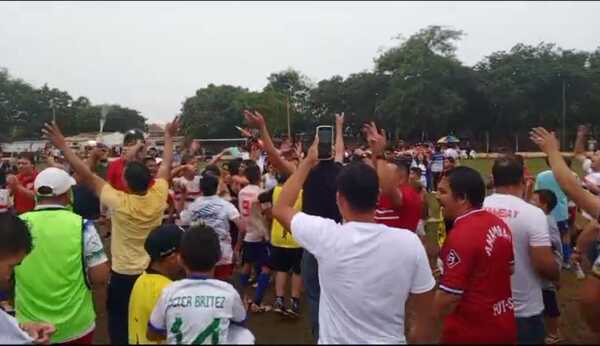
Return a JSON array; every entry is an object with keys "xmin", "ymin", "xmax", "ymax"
[
  {"xmin": 0, "ymin": 161, "xmax": 8, "ymax": 189},
  {"xmin": 72, "ymin": 184, "xmax": 100, "ymax": 220},
  {"xmin": 302, "ymin": 160, "xmax": 343, "ymax": 223}
]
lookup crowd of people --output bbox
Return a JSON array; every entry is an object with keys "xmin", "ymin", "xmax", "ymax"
[{"xmin": 0, "ymin": 109, "xmax": 599, "ymax": 345}]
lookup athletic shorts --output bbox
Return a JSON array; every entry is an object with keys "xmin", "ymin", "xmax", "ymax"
[
  {"xmin": 242, "ymin": 241, "xmax": 270, "ymax": 266},
  {"xmin": 556, "ymin": 220, "xmax": 570, "ymax": 237},
  {"xmin": 268, "ymin": 246, "xmax": 303, "ymax": 274},
  {"xmin": 542, "ymin": 289, "xmax": 560, "ymax": 318}
]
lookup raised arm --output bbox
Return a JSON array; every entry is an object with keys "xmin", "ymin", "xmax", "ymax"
[
  {"xmin": 531, "ymin": 127, "xmax": 600, "ymax": 219},
  {"xmin": 574, "ymin": 125, "xmax": 589, "ymax": 162},
  {"xmin": 364, "ymin": 122, "xmax": 404, "ymax": 208},
  {"xmin": 334, "ymin": 113, "xmax": 345, "ymax": 163},
  {"xmin": 157, "ymin": 116, "xmax": 181, "ymax": 181},
  {"xmin": 42, "ymin": 122, "xmax": 106, "ymax": 196},
  {"xmin": 272, "ymin": 137, "xmax": 319, "ymax": 231},
  {"xmin": 244, "ymin": 110, "xmax": 295, "ymax": 176}
]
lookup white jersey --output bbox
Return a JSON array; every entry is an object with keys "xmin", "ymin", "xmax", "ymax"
[
  {"xmin": 483, "ymin": 193, "xmax": 551, "ymax": 318},
  {"xmin": 150, "ymin": 278, "xmax": 248, "ymax": 345},
  {"xmin": 174, "ymin": 175, "xmax": 202, "ymax": 209},
  {"xmin": 179, "ymin": 196, "xmax": 240, "ymax": 265},
  {"xmin": 444, "ymin": 148, "xmax": 459, "ymax": 160},
  {"xmin": 238, "ymin": 185, "xmax": 267, "ymax": 243}
]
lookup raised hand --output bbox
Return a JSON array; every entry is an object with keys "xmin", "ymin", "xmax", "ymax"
[
  {"xmin": 165, "ymin": 116, "xmax": 181, "ymax": 138},
  {"xmin": 305, "ymin": 135, "xmax": 319, "ymax": 165},
  {"xmin": 243, "ymin": 110, "xmax": 266, "ymax": 129},
  {"xmin": 335, "ymin": 112, "xmax": 345, "ymax": 128},
  {"xmin": 41, "ymin": 121, "xmax": 67, "ymax": 150},
  {"xmin": 363, "ymin": 121, "xmax": 387, "ymax": 155},
  {"xmin": 576, "ymin": 124, "xmax": 589, "ymax": 138},
  {"xmin": 530, "ymin": 127, "xmax": 560, "ymax": 154}
]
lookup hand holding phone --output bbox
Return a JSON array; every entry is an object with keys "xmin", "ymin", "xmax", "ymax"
[{"xmin": 316, "ymin": 125, "xmax": 334, "ymax": 160}]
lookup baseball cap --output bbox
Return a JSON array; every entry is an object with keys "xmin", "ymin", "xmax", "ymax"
[
  {"xmin": 144, "ymin": 224, "xmax": 184, "ymax": 262},
  {"xmin": 34, "ymin": 167, "xmax": 76, "ymax": 197},
  {"xmin": 123, "ymin": 128, "xmax": 146, "ymax": 145}
]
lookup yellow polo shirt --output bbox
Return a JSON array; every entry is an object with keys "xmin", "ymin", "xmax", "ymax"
[
  {"xmin": 100, "ymin": 179, "xmax": 168, "ymax": 275},
  {"xmin": 128, "ymin": 272, "xmax": 172, "ymax": 344}
]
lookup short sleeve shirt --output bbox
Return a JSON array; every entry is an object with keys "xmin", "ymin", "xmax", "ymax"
[
  {"xmin": 14, "ymin": 171, "xmax": 37, "ymax": 214},
  {"xmin": 290, "ymin": 212, "xmax": 435, "ymax": 344},
  {"xmin": 238, "ymin": 185, "xmax": 266, "ymax": 242},
  {"xmin": 128, "ymin": 272, "xmax": 172, "ymax": 344},
  {"xmin": 149, "ymin": 278, "xmax": 247, "ymax": 344},
  {"xmin": 535, "ymin": 170, "xmax": 569, "ymax": 222},
  {"xmin": 100, "ymin": 178, "xmax": 169, "ymax": 275},
  {"xmin": 179, "ymin": 196, "xmax": 240, "ymax": 265},
  {"xmin": 484, "ymin": 193, "xmax": 551, "ymax": 317},
  {"xmin": 107, "ymin": 158, "xmax": 127, "ymax": 192},
  {"xmin": 439, "ymin": 209, "xmax": 516, "ymax": 344},
  {"xmin": 375, "ymin": 185, "xmax": 422, "ymax": 232}
]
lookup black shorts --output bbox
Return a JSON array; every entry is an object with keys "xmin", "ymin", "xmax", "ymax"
[
  {"xmin": 542, "ymin": 289, "xmax": 560, "ymax": 318},
  {"xmin": 268, "ymin": 246, "xmax": 303, "ymax": 274},
  {"xmin": 242, "ymin": 241, "xmax": 270, "ymax": 265}
]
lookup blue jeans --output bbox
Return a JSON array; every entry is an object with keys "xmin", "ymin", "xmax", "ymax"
[
  {"xmin": 301, "ymin": 250, "xmax": 320, "ymax": 341},
  {"xmin": 516, "ymin": 314, "xmax": 545, "ymax": 344}
]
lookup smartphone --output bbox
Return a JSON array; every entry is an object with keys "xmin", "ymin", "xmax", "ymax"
[{"xmin": 316, "ymin": 125, "xmax": 334, "ymax": 160}]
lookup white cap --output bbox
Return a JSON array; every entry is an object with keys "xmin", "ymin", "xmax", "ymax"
[{"xmin": 34, "ymin": 167, "xmax": 76, "ymax": 197}]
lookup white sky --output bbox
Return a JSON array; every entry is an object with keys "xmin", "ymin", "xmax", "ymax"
[{"xmin": 1, "ymin": 1, "xmax": 599, "ymax": 123}]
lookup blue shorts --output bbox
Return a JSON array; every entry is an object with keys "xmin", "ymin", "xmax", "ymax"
[
  {"xmin": 556, "ymin": 220, "xmax": 570, "ymax": 237},
  {"xmin": 516, "ymin": 314, "xmax": 545, "ymax": 344},
  {"xmin": 242, "ymin": 241, "xmax": 270, "ymax": 266}
]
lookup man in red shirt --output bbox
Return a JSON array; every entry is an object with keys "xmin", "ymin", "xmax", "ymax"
[
  {"xmin": 433, "ymin": 166, "xmax": 516, "ymax": 344},
  {"xmin": 373, "ymin": 157, "xmax": 422, "ymax": 231},
  {"xmin": 363, "ymin": 123, "xmax": 422, "ymax": 232},
  {"xmin": 6, "ymin": 153, "xmax": 38, "ymax": 215},
  {"xmin": 106, "ymin": 129, "xmax": 146, "ymax": 191}
]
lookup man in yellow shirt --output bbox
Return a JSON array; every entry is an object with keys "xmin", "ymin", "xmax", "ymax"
[
  {"xmin": 258, "ymin": 177, "xmax": 303, "ymax": 317},
  {"xmin": 42, "ymin": 116, "xmax": 181, "ymax": 344},
  {"xmin": 129, "ymin": 224, "xmax": 184, "ymax": 344}
]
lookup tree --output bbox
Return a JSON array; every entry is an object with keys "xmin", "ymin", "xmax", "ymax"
[
  {"xmin": 180, "ymin": 84, "xmax": 249, "ymax": 139},
  {"xmin": 374, "ymin": 25, "xmax": 468, "ymax": 140}
]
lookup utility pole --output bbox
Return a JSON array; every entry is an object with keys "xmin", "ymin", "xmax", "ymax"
[
  {"xmin": 49, "ymin": 99, "xmax": 56, "ymax": 123},
  {"xmin": 561, "ymin": 79, "xmax": 566, "ymax": 150},
  {"xmin": 286, "ymin": 94, "xmax": 291, "ymax": 139}
]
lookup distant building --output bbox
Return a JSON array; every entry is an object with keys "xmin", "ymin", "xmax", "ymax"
[{"xmin": 1, "ymin": 140, "xmax": 48, "ymax": 155}]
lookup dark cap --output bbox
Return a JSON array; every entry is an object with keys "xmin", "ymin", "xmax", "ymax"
[
  {"xmin": 124, "ymin": 129, "xmax": 146, "ymax": 145},
  {"xmin": 144, "ymin": 224, "xmax": 184, "ymax": 262},
  {"xmin": 391, "ymin": 155, "xmax": 412, "ymax": 173}
]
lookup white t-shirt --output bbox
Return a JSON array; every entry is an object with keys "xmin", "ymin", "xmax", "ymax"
[
  {"xmin": 483, "ymin": 193, "xmax": 551, "ymax": 318},
  {"xmin": 149, "ymin": 278, "xmax": 248, "ymax": 345},
  {"xmin": 174, "ymin": 175, "xmax": 202, "ymax": 208},
  {"xmin": 290, "ymin": 213, "xmax": 436, "ymax": 344},
  {"xmin": 584, "ymin": 172, "xmax": 600, "ymax": 190},
  {"xmin": 262, "ymin": 174, "xmax": 277, "ymax": 191},
  {"xmin": 0, "ymin": 309, "xmax": 34, "ymax": 344},
  {"xmin": 444, "ymin": 148, "xmax": 459, "ymax": 160},
  {"xmin": 582, "ymin": 158, "xmax": 593, "ymax": 176},
  {"xmin": 238, "ymin": 185, "xmax": 266, "ymax": 243},
  {"xmin": 180, "ymin": 196, "xmax": 240, "ymax": 266}
]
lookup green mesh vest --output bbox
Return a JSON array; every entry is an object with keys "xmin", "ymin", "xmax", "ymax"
[{"xmin": 15, "ymin": 208, "xmax": 95, "ymax": 343}]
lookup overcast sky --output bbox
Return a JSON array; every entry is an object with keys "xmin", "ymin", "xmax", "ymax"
[{"xmin": 1, "ymin": 1, "xmax": 599, "ymax": 123}]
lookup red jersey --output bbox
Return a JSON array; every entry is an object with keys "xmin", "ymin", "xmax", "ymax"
[
  {"xmin": 374, "ymin": 184, "xmax": 422, "ymax": 231},
  {"xmin": 14, "ymin": 171, "xmax": 37, "ymax": 214},
  {"xmin": 107, "ymin": 157, "xmax": 155, "ymax": 192},
  {"xmin": 439, "ymin": 209, "xmax": 516, "ymax": 344},
  {"xmin": 107, "ymin": 158, "xmax": 127, "ymax": 192}
]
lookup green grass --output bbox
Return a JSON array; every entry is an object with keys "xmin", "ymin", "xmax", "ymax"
[{"xmin": 460, "ymin": 157, "xmax": 550, "ymax": 177}]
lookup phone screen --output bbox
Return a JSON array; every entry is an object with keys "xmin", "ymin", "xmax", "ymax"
[{"xmin": 317, "ymin": 126, "xmax": 333, "ymax": 160}]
